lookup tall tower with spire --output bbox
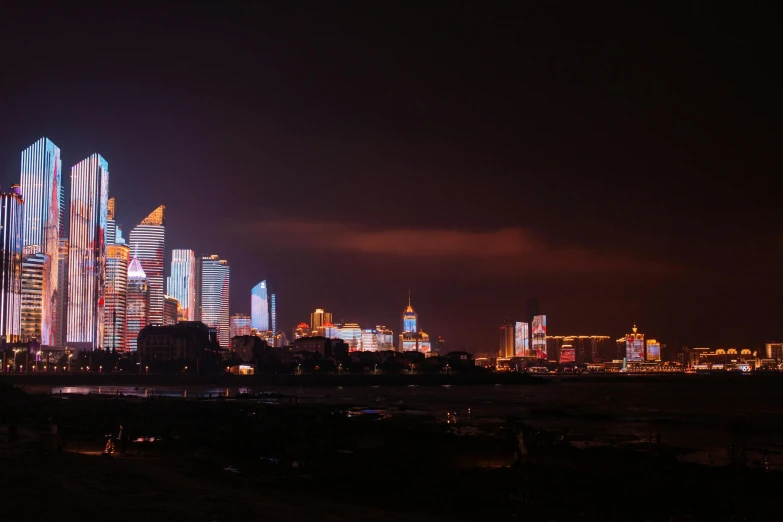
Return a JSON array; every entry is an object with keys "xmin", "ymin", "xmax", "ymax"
[{"xmin": 399, "ymin": 292, "xmax": 430, "ymax": 353}]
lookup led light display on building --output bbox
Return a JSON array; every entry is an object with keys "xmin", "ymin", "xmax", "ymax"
[
  {"xmin": 251, "ymin": 281, "xmax": 268, "ymax": 331},
  {"xmin": 167, "ymin": 249, "xmax": 195, "ymax": 321},
  {"xmin": 67, "ymin": 154, "xmax": 109, "ymax": 350},
  {"xmin": 514, "ymin": 321, "xmax": 529, "ymax": 356},
  {"xmin": 559, "ymin": 345, "xmax": 576, "ymax": 363},
  {"xmin": 624, "ymin": 324, "xmax": 645, "ymax": 362},
  {"xmin": 531, "ymin": 314, "xmax": 547, "ymax": 359},
  {"xmin": 199, "ymin": 254, "xmax": 230, "ymax": 348},
  {"xmin": 104, "ymin": 244, "xmax": 129, "ymax": 351},
  {"xmin": 129, "ymin": 205, "xmax": 166, "ymax": 326},
  {"xmin": 20, "ymin": 138, "xmax": 62, "ymax": 346}
]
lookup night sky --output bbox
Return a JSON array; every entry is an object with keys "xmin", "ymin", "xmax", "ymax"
[{"xmin": 1, "ymin": 3, "xmax": 781, "ymax": 351}]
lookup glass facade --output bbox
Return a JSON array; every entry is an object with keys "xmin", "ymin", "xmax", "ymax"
[
  {"xmin": 55, "ymin": 239, "xmax": 68, "ymax": 347},
  {"xmin": 104, "ymin": 244, "xmax": 129, "ymax": 351},
  {"xmin": 0, "ymin": 188, "xmax": 24, "ymax": 343},
  {"xmin": 67, "ymin": 154, "xmax": 109, "ymax": 350},
  {"xmin": 339, "ymin": 323, "xmax": 362, "ymax": 351},
  {"xmin": 200, "ymin": 254, "xmax": 230, "ymax": 348},
  {"xmin": 167, "ymin": 249, "xmax": 195, "ymax": 321},
  {"xmin": 125, "ymin": 257, "xmax": 149, "ymax": 352},
  {"xmin": 20, "ymin": 137, "xmax": 62, "ymax": 346},
  {"xmin": 129, "ymin": 205, "xmax": 165, "ymax": 325},
  {"xmin": 251, "ymin": 280, "xmax": 268, "ymax": 331},
  {"xmin": 20, "ymin": 250, "xmax": 46, "ymax": 342}
]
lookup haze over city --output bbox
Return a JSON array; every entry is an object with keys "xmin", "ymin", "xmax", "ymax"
[{"xmin": 1, "ymin": 3, "xmax": 781, "ymax": 350}]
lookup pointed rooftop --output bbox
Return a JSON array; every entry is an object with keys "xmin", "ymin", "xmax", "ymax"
[
  {"xmin": 139, "ymin": 205, "xmax": 165, "ymax": 226},
  {"xmin": 128, "ymin": 257, "xmax": 147, "ymax": 280}
]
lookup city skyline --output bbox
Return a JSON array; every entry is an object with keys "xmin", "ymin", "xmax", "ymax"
[{"xmin": 0, "ymin": 4, "xmax": 781, "ymax": 350}]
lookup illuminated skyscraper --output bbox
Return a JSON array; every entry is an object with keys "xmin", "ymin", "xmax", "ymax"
[
  {"xmin": 531, "ymin": 315, "xmax": 547, "ymax": 359},
  {"xmin": 399, "ymin": 296, "xmax": 431, "ymax": 353},
  {"xmin": 67, "ymin": 154, "xmax": 109, "ymax": 351},
  {"xmin": 230, "ymin": 313, "xmax": 252, "ymax": 338},
  {"xmin": 318, "ymin": 321, "xmax": 339, "ymax": 339},
  {"xmin": 199, "ymin": 254, "xmax": 230, "ymax": 348},
  {"xmin": 293, "ymin": 322, "xmax": 310, "ymax": 340},
  {"xmin": 54, "ymin": 239, "xmax": 68, "ymax": 347},
  {"xmin": 310, "ymin": 308, "xmax": 332, "ymax": 331},
  {"xmin": 624, "ymin": 324, "xmax": 645, "ymax": 362},
  {"xmin": 498, "ymin": 320, "xmax": 515, "ymax": 357},
  {"xmin": 0, "ymin": 187, "xmax": 23, "ymax": 343},
  {"xmin": 20, "ymin": 138, "xmax": 62, "ymax": 346},
  {"xmin": 646, "ymin": 338, "xmax": 661, "ymax": 361},
  {"xmin": 20, "ymin": 249, "xmax": 45, "ymax": 342},
  {"xmin": 106, "ymin": 197, "xmax": 116, "ymax": 245},
  {"xmin": 361, "ymin": 329, "xmax": 379, "ymax": 351},
  {"xmin": 129, "ymin": 205, "xmax": 165, "ymax": 325},
  {"xmin": 104, "ymin": 244, "xmax": 129, "ymax": 352},
  {"xmin": 167, "ymin": 249, "xmax": 195, "ymax": 321},
  {"xmin": 251, "ymin": 281, "xmax": 268, "ymax": 331},
  {"xmin": 125, "ymin": 257, "xmax": 149, "ymax": 352},
  {"xmin": 514, "ymin": 322, "xmax": 529, "ymax": 356},
  {"xmin": 270, "ymin": 293, "xmax": 277, "ymax": 338}
]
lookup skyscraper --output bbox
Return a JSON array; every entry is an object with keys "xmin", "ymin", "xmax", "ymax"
[
  {"xmin": 129, "ymin": 205, "xmax": 165, "ymax": 325},
  {"xmin": 125, "ymin": 257, "xmax": 149, "ymax": 352},
  {"xmin": 624, "ymin": 324, "xmax": 645, "ymax": 362},
  {"xmin": 20, "ymin": 249, "xmax": 45, "ymax": 342},
  {"xmin": 498, "ymin": 320, "xmax": 515, "ymax": 358},
  {"xmin": 106, "ymin": 197, "xmax": 116, "ymax": 245},
  {"xmin": 104, "ymin": 244, "xmax": 129, "ymax": 352},
  {"xmin": 199, "ymin": 254, "xmax": 230, "ymax": 348},
  {"xmin": 270, "ymin": 292, "xmax": 277, "ymax": 334},
  {"xmin": 251, "ymin": 281, "xmax": 268, "ymax": 331},
  {"xmin": 54, "ymin": 239, "xmax": 68, "ymax": 347},
  {"xmin": 399, "ymin": 296, "xmax": 431, "ymax": 353},
  {"xmin": 310, "ymin": 308, "xmax": 332, "ymax": 331},
  {"xmin": 167, "ymin": 249, "xmax": 195, "ymax": 321},
  {"xmin": 67, "ymin": 154, "xmax": 109, "ymax": 350},
  {"xmin": 0, "ymin": 186, "xmax": 24, "ymax": 343},
  {"xmin": 20, "ymin": 137, "xmax": 62, "ymax": 346}
]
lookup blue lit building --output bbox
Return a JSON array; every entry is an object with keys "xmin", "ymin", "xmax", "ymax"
[{"xmin": 251, "ymin": 280, "xmax": 268, "ymax": 331}]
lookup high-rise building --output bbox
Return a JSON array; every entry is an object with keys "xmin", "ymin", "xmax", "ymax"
[
  {"xmin": 531, "ymin": 315, "xmax": 547, "ymax": 359},
  {"xmin": 270, "ymin": 293, "xmax": 277, "ymax": 339},
  {"xmin": 499, "ymin": 320, "xmax": 515, "ymax": 358},
  {"xmin": 230, "ymin": 313, "xmax": 252, "ymax": 338},
  {"xmin": 104, "ymin": 244, "xmax": 129, "ymax": 352},
  {"xmin": 55, "ymin": 239, "xmax": 68, "ymax": 347},
  {"xmin": 129, "ymin": 205, "xmax": 165, "ymax": 325},
  {"xmin": 310, "ymin": 308, "xmax": 332, "ymax": 331},
  {"xmin": 125, "ymin": 257, "xmax": 149, "ymax": 352},
  {"xmin": 0, "ymin": 186, "xmax": 24, "ymax": 343},
  {"xmin": 339, "ymin": 323, "xmax": 362, "ymax": 351},
  {"xmin": 318, "ymin": 321, "xmax": 339, "ymax": 339},
  {"xmin": 199, "ymin": 254, "xmax": 230, "ymax": 348},
  {"xmin": 361, "ymin": 329, "xmax": 379, "ymax": 352},
  {"xmin": 766, "ymin": 342, "xmax": 783, "ymax": 361},
  {"xmin": 67, "ymin": 154, "xmax": 109, "ymax": 351},
  {"xmin": 167, "ymin": 249, "xmax": 195, "ymax": 321},
  {"xmin": 251, "ymin": 281, "xmax": 268, "ymax": 331},
  {"xmin": 514, "ymin": 322, "xmax": 530, "ymax": 356},
  {"xmin": 376, "ymin": 325, "xmax": 394, "ymax": 350},
  {"xmin": 624, "ymin": 324, "xmax": 645, "ymax": 362},
  {"xmin": 20, "ymin": 138, "xmax": 62, "ymax": 346},
  {"xmin": 163, "ymin": 295, "xmax": 179, "ymax": 326},
  {"xmin": 646, "ymin": 338, "xmax": 661, "ymax": 361},
  {"xmin": 106, "ymin": 197, "xmax": 116, "ymax": 245},
  {"xmin": 20, "ymin": 250, "xmax": 45, "ymax": 342},
  {"xmin": 399, "ymin": 297, "xmax": 431, "ymax": 353}
]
